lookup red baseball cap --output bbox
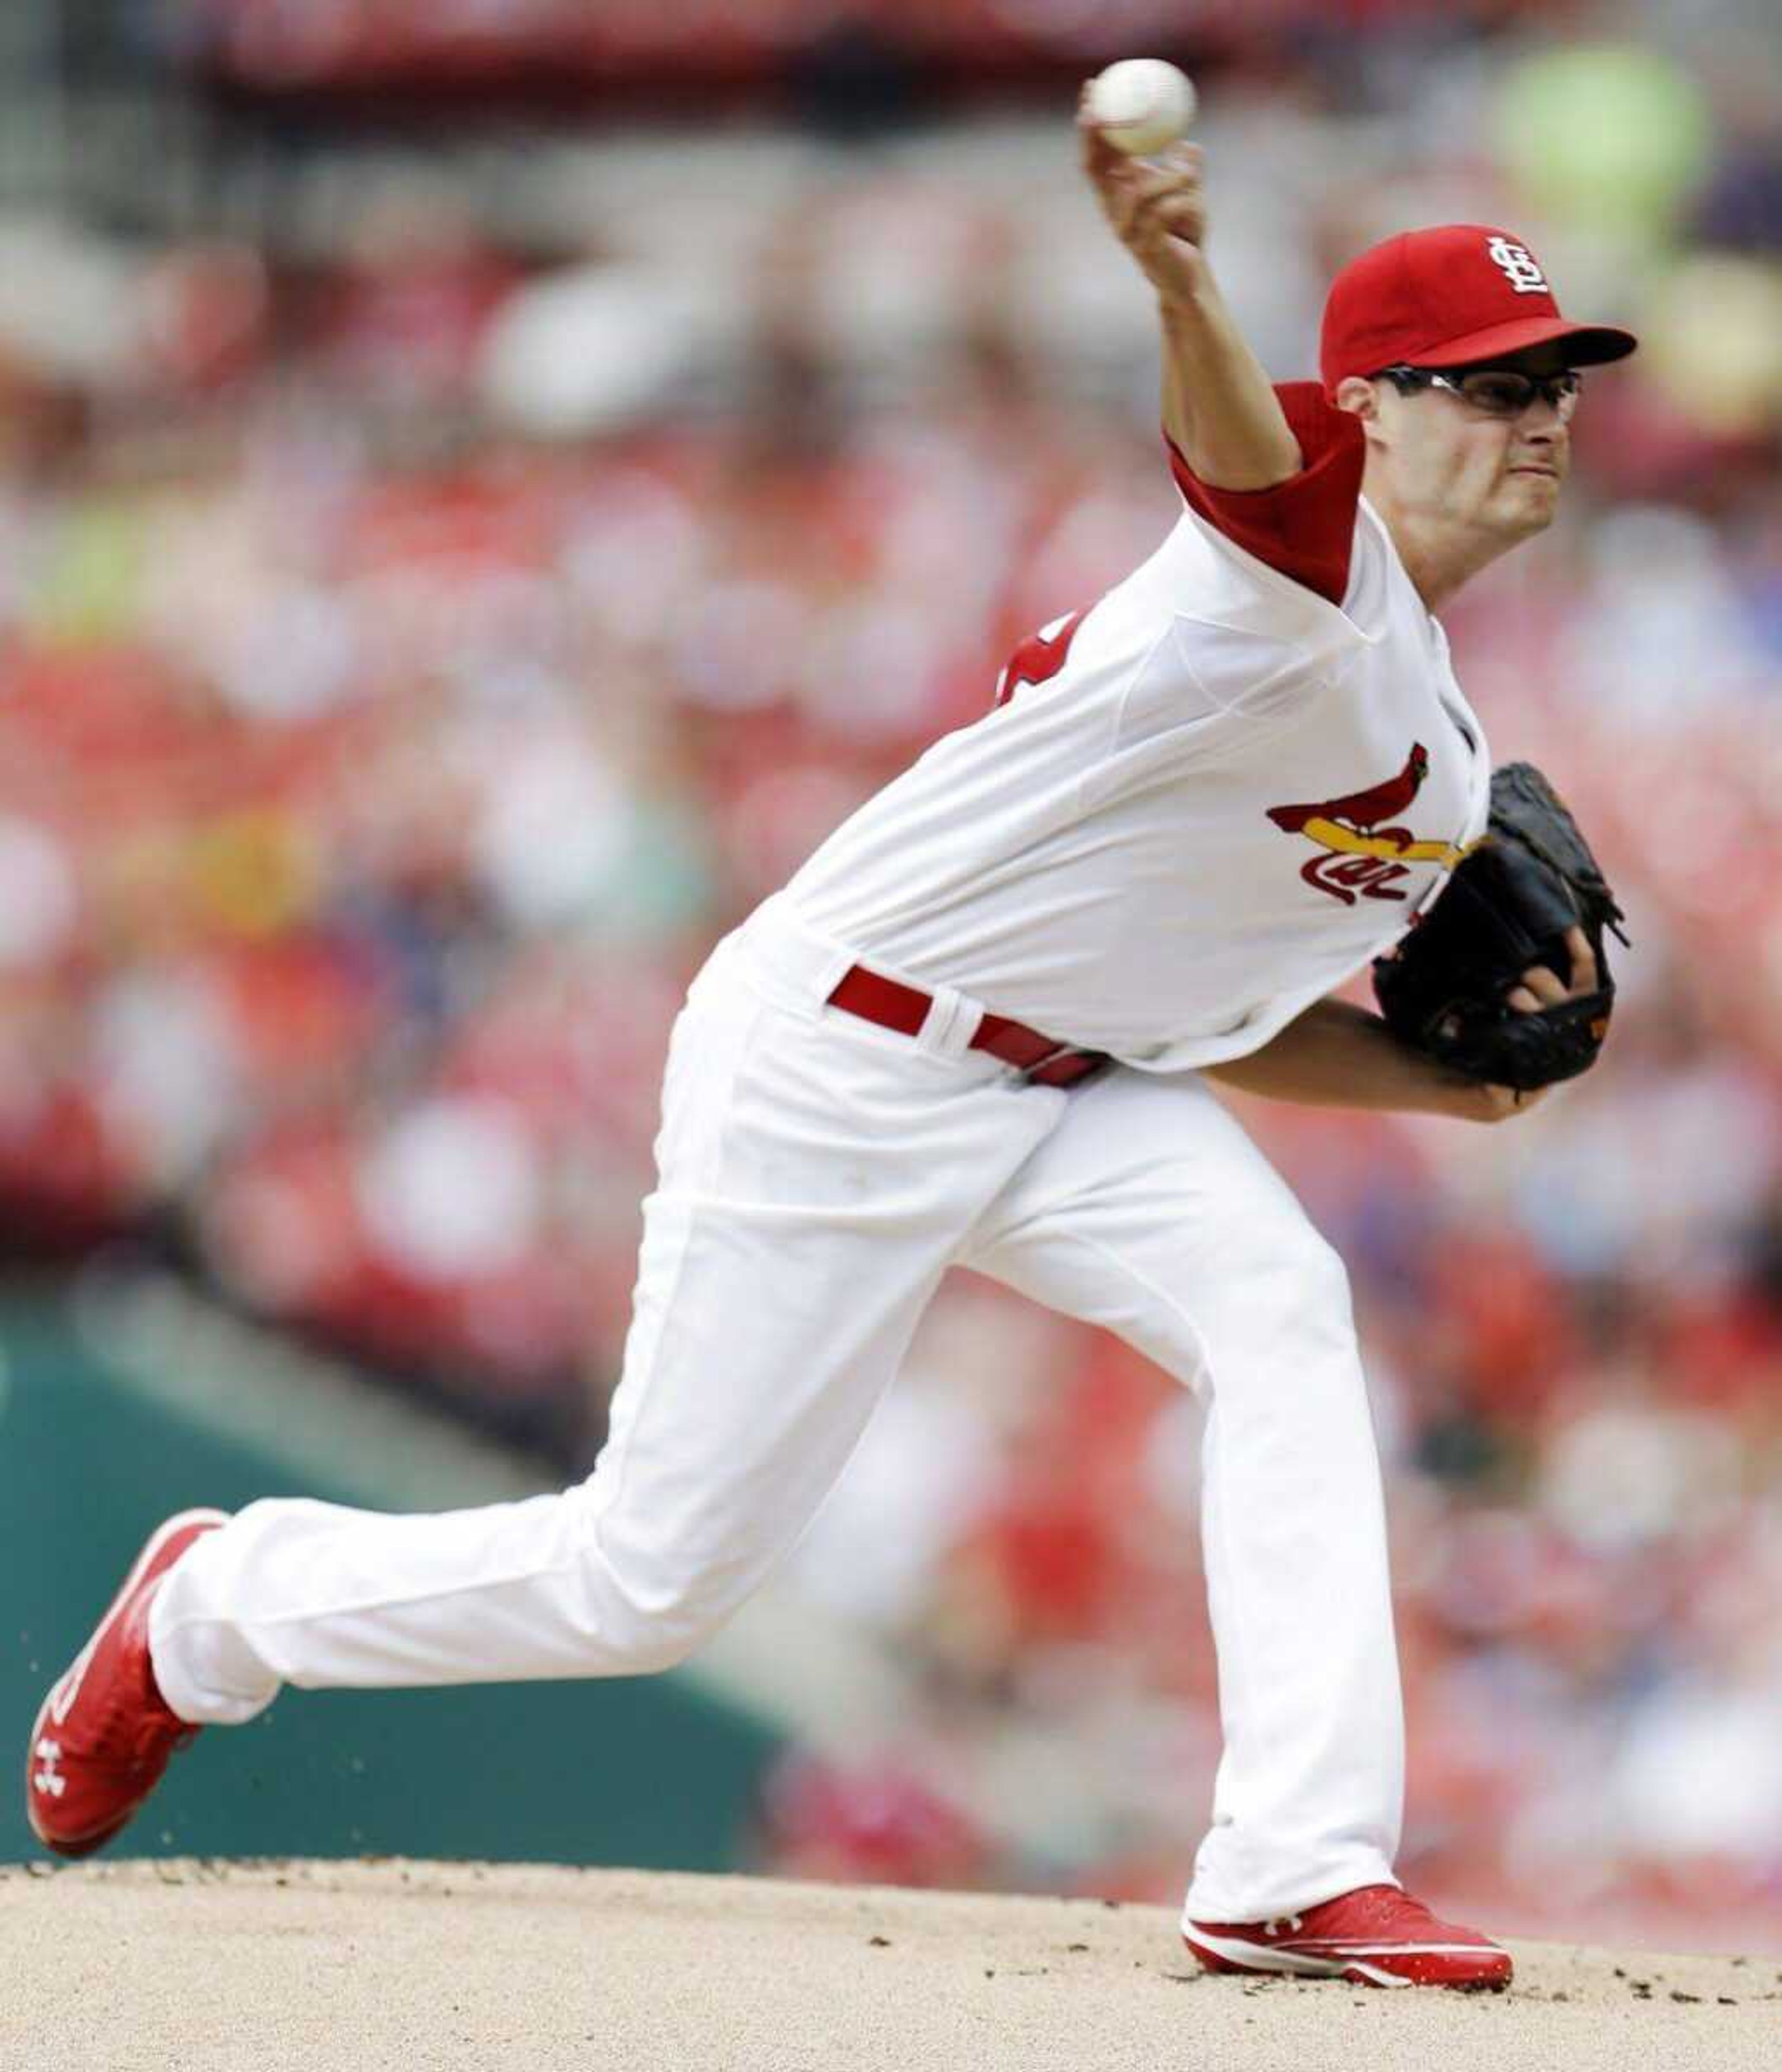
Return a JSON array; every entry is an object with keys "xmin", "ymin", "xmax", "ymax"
[{"xmin": 1320, "ymin": 224, "xmax": 1637, "ymax": 393}]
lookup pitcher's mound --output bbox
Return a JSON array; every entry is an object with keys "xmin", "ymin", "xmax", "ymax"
[{"xmin": 3, "ymin": 1859, "xmax": 1774, "ymax": 2072}]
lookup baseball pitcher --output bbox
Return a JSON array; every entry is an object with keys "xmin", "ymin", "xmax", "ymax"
[{"xmin": 28, "ymin": 95, "xmax": 1636, "ymax": 1990}]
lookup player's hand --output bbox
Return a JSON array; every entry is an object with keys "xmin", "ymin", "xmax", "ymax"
[
  {"xmin": 1504, "ymin": 925, "xmax": 1598, "ymax": 1016},
  {"xmin": 1078, "ymin": 86, "xmax": 1211, "ymax": 306},
  {"xmin": 1471, "ymin": 927, "xmax": 1599, "ymax": 1119},
  {"xmin": 1469, "ymin": 1079, "xmax": 1551, "ymax": 1121}
]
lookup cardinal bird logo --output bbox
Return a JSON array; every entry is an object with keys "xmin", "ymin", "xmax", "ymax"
[{"xmin": 1267, "ymin": 743, "xmax": 1471, "ymax": 905}]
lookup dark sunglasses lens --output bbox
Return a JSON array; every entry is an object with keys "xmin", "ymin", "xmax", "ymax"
[
  {"xmin": 1458, "ymin": 369, "xmax": 1581, "ymax": 414},
  {"xmin": 1459, "ymin": 372, "xmax": 1537, "ymax": 413}
]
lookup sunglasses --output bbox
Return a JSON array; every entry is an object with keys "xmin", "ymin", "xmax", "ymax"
[{"xmin": 1378, "ymin": 364, "xmax": 1582, "ymax": 422}]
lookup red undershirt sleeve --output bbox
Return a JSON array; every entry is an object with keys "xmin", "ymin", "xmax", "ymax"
[{"xmin": 1164, "ymin": 381, "xmax": 1367, "ymax": 607}]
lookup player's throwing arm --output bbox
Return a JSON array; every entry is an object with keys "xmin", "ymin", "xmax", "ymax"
[{"xmin": 1078, "ymin": 77, "xmax": 1298, "ymax": 491}]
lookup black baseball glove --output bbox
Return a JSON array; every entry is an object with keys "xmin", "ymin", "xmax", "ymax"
[{"xmin": 1371, "ymin": 762, "xmax": 1628, "ymax": 1092}]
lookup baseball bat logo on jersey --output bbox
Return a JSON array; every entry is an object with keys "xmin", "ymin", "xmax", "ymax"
[{"xmin": 1267, "ymin": 743, "xmax": 1473, "ymax": 904}]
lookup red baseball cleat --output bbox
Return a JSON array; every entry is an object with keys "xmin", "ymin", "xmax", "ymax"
[
  {"xmin": 26, "ymin": 1509, "xmax": 229, "ymax": 1858},
  {"xmin": 1184, "ymin": 1883, "xmax": 1513, "ymax": 1989}
]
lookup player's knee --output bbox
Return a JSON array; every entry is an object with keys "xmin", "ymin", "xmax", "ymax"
[
  {"xmin": 1302, "ymin": 1229, "xmax": 1355, "ymax": 1322},
  {"xmin": 1253, "ymin": 1223, "xmax": 1357, "ymax": 1357},
  {"xmin": 1307, "ymin": 1233, "xmax": 1358, "ymax": 1335}
]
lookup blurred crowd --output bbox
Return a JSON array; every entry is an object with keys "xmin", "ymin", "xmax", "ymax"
[
  {"xmin": 174, "ymin": 0, "xmax": 1580, "ymax": 89},
  {"xmin": 4, "ymin": 6, "xmax": 1782, "ymax": 1941}
]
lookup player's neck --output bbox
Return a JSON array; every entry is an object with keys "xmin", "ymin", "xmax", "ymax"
[{"xmin": 1366, "ymin": 485, "xmax": 1517, "ymax": 616}]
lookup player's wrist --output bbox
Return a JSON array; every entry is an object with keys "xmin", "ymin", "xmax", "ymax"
[{"xmin": 1156, "ymin": 265, "xmax": 1220, "ymax": 323}]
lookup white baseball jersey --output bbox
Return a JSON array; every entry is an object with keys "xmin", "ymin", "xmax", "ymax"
[{"xmin": 786, "ymin": 396, "xmax": 1491, "ymax": 1070}]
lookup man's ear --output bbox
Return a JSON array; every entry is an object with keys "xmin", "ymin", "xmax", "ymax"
[{"xmin": 1334, "ymin": 375, "xmax": 1391, "ymax": 455}]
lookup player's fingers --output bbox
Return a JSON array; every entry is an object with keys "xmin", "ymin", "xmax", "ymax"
[
  {"xmin": 1564, "ymin": 925, "xmax": 1599, "ymax": 995},
  {"xmin": 1120, "ymin": 168, "xmax": 1207, "ymax": 245},
  {"xmin": 1478, "ymin": 1081, "xmax": 1554, "ymax": 1121},
  {"xmin": 1517, "ymin": 962, "xmax": 1569, "ymax": 1007},
  {"xmin": 1078, "ymin": 112, "xmax": 1121, "ymax": 187},
  {"xmin": 1149, "ymin": 198, "xmax": 1208, "ymax": 247},
  {"xmin": 1078, "ymin": 97, "xmax": 1139, "ymax": 191},
  {"xmin": 1506, "ymin": 984, "xmax": 1543, "ymax": 1014},
  {"xmin": 1124, "ymin": 150, "xmax": 1204, "ymax": 202},
  {"xmin": 1081, "ymin": 135, "xmax": 1163, "ymax": 235},
  {"xmin": 1084, "ymin": 136, "xmax": 1201, "ymax": 202},
  {"xmin": 1114, "ymin": 182, "xmax": 1205, "ymax": 247}
]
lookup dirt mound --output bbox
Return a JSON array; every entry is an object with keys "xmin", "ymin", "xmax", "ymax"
[{"xmin": 3, "ymin": 1859, "xmax": 1775, "ymax": 2071}]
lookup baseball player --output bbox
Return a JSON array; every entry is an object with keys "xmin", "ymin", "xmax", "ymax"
[{"xmin": 28, "ymin": 103, "xmax": 1635, "ymax": 1990}]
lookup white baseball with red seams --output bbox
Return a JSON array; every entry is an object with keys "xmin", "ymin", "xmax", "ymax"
[
  {"xmin": 1087, "ymin": 58, "xmax": 1199, "ymax": 156},
  {"xmin": 144, "ymin": 425, "xmax": 1488, "ymax": 1931}
]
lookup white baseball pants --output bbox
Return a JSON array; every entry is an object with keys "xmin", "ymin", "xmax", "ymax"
[{"xmin": 150, "ymin": 895, "xmax": 1404, "ymax": 1923}]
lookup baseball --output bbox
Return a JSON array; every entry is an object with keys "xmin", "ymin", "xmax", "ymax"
[{"xmin": 1086, "ymin": 58, "xmax": 1198, "ymax": 157}]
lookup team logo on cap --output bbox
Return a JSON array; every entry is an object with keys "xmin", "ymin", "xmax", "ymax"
[
  {"xmin": 1267, "ymin": 743, "xmax": 1475, "ymax": 905},
  {"xmin": 1485, "ymin": 235, "xmax": 1549, "ymax": 296}
]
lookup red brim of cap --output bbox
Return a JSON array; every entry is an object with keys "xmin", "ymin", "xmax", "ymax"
[{"xmin": 1406, "ymin": 315, "xmax": 1638, "ymax": 370}]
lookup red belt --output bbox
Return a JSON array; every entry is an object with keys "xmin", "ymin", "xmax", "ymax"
[{"xmin": 826, "ymin": 965, "xmax": 1109, "ymax": 1089}]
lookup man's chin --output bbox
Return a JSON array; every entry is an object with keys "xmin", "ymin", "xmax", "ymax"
[{"xmin": 1497, "ymin": 474, "xmax": 1562, "ymax": 537}]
